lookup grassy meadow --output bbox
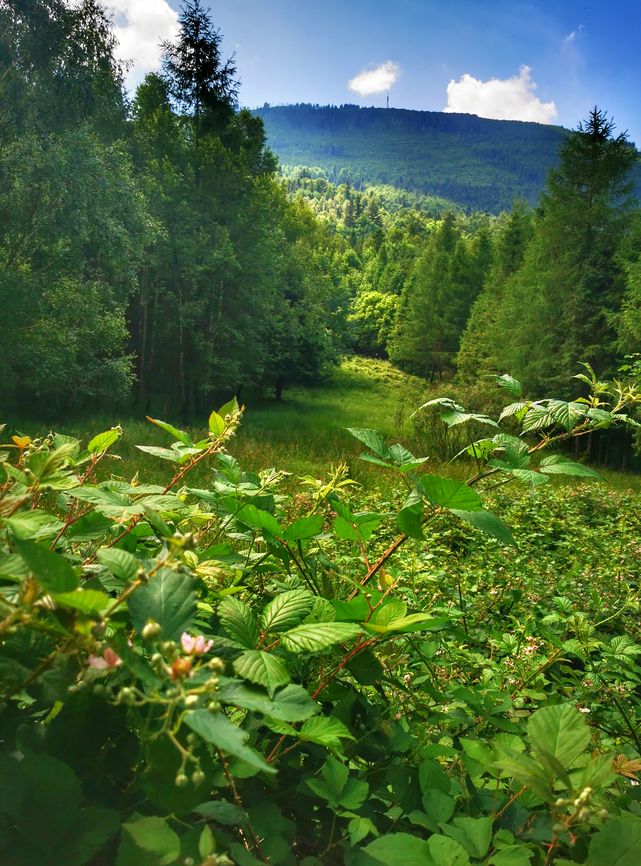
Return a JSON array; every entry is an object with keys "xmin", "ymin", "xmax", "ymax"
[
  {"xmin": 6, "ymin": 358, "xmax": 433, "ymax": 486},
  {"xmin": 7, "ymin": 355, "xmax": 641, "ymax": 493}
]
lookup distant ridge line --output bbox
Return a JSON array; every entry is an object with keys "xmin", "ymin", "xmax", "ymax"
[{"xmin": 252, "ymin": 103, "xmax": 568, "ymax": 214}]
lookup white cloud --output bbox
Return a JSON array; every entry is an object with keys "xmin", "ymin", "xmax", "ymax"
[
  {"xmin": 348, "ymin": 61, "xmax": 400, "ymax": 96},
  {"xmin": 101, "ymin": 0, "xmax": 179, "ymax": 85},
  {"xmin": 444, "ymin": 65, "xmax": 557, "ymax": 124},
  {"xmin": 563, "ymin": 24, "xmax": 584, "ymax": 45}
]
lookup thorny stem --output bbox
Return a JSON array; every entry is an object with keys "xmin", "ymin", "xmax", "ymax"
[
  {"xmin": 348, "ymin": 533, "xmax": 407, "ymax": 600},
  {"xmin": 84, "ymin": 435, "xmax": 227, "ymax": 564},
  {"xmin": 598, "ymin": 677, "xmax": 641, "ymax": 754},
  {"xmin": 544, "ymin": 836, "xmax": 559, "ymax": 866},
  {"xmin": 511, "ymin": 648, "xmax": 562, "ymax": 697},
  {"xmin": 217, "ymin": 749, "xmax": 267, "ymax": 861},
  {"xmin": 494, "ymin": 785, "xmax": 526, "ymax": 819},
  {"xmin": 266, "ymin": 636, "xmax": 377, "ymax": 765},
  {"xmin": 50, "ymin": 451, "xmax": 111, "ymax": 550}
]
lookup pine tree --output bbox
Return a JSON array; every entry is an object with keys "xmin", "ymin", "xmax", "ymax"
[
  {"xmin": 465, "ymin": 109, "xmax": 638, "ymax": 394},
  {"xmin": 162, "ymin": 0, "xmax": 238, "ymax": 137}
]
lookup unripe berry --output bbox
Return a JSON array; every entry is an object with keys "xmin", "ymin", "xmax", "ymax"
[
  {"xmin": 91, "ymin": 622, "xmax": 107, "ymax": 638},
  {"xmin": 142, "ymin": 620, "xmax": 162, "ymax": 641},
  {"xmin": 191, "ymin": 769, "xmax": 206, "ymax": 785},
  {"xmin": 174, "ymin": 773, "xmax": 189, "ymax": 788}
]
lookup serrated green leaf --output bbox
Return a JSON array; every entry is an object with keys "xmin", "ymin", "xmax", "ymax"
[
  {"xmin": 495, "ymin": 749, "xmax": 553, "ymax": 800},
  {"xmin": 306, "ymin": 756, "xmax": 348, "ymax": 801},
  {"xmin": 300, "ymin": 717, "xmax": 354, "ymax": 750},
  {"xmin": 463, "ymin": 438, "xmax": 498, "ymax": 461},
  {"xmin": 97, "ymin": 548, "xmax": 139, "ymax": 582},
  {"xmin": 128, "ymin": 569, "xmax": 196, "ymax": 640},
  {"xmin": 333, "ymin": 515, "xmax": 359, "ymax": 540},
  {"xmin": 387, "ymin": 443, "xmax": 429, "ymax": 472},
  {"xmin": 451, "ymin": 510, "xmax": 515, "ymax": 546},
  {"xmin": 283, "ymin": 515, "xmax": 324, "ymax": 542},
  {"xmin": 527, "ymin": 703, "xmax": 591, "ymax": 770},
  {"xmin": 281, "ymin": 621, "xmax": 361, "ymax": 653},
  {"xmin": 397, "ymin": 496, "xmax": 424, "ymax": 539},
  {"xmin": 488, "ymin": 845, "xmax": 534, "ymax": 866},
  {"xmin": 199, "ymin": 825, "xmax": 215, "ymax": 858},
  {"xmin": 346, "ymin": 649, "xmax": 384, "ymax": 685},
  {"xmin": 359, "ymin": 453, "xmax": 394, "ymax": 469},
  {"xmin": 371, "ymin": 599, "xmax": 407, "ymax": 627},
  {"xmin": 499, "ymin": 402, "xmax": 529, "ymax": 422},
  {"xmin": 208, "ymin": 410, "xmax": 226, "ymax": 435},
  {"xmin": 195, "ymin": 799, "xmax": 246, "ymax": 825},
  {"xmin": 419, "ymin": 475, "xmax": 483, "ymax": 511},
  {"xmin": 145, "ymin": 417, "xmax": 192, "ymax": 446},
  {"xmin": 87, "ymin": 428, "xmax": 121, "ymax": 454},
  {"xmin": 496, "ymin": 374, "xmax": 522, "ymax": 398},
  {"xmin": 588, "ymin": 814, "xmax": 641, "ymax": 866},
  {"xmin": 422, "ymin": 789, "xmax": 455, "ymax": 827},
  {"xmin": 184, "ymin": 710, "xmax": 275, "ymax": 774},
  {"xmin": 120, "ymin": 816, "xmax": 180, "ymax": 866},
  {"xmin": 218, "ymin": 681, "xmax": 317, "ymax": 721},
  {"xmin": 441, "ymin": 408, "xmax": 499, "ymax": 429},
  {"xmin": 233, "ymin": 650, "xmax": 291, "ymax": 693},
  {"xmin": 219, "ymin": 597, "xmax": 259, "ymax": 649},
  {"xmin": 443, "ymin": 817, "xmax": 493, "ymax": 858},
  {"xmin": 3, "ymin": 509, "xmax": 64, "ymax": 540},
  {"xmin": 489, "ymin": 439, "xmax": 530, "ymax": 471},
  {"xmin": 260, "ymin": 589, "xmax": 314, "ymax": 632},
  {"xmin": 349, "ymin": 816, "xmax": 378, "ymax": 845},
  {"xmin": 369, "ymin": 612, "xmax": 443, "ymax": 634},
  {"xmin": 364, "ymin": 833, "xmax": 435, "ymax": 866},
  {"xmin": 538, "ymin": 454, "xmax": 601, "ymax": 478},
  {"xmin": 427, "ymin": 834, "xmax": 471, "ymax": 866},
  {"xmin": 236, "ymin": 504, "xmax": 281, "ymax": 537},
  {"xmin": 55, "ymin": 589, "xmax": 111, "ymax": 614},
  {"xmin": 522, "ymin": 400, "xmax": 586, "ymax": 433},
  {"xmin": 135, "ymin": 445, "xmax": 180, "ymax": 463},
  {"xmin": 510, "ymin": 469, "xmax": 549, "ymax": 486},
  {"xmin": 345, "ymin": 427, "xmax": 390, "ymax": 458},
  {"xmin": 13, "ymin": 538, "xmax": 78, "ymax": 593},
  {"xmin": 218, "ymin": 396, "xmax": 239, "ymax": 418}
]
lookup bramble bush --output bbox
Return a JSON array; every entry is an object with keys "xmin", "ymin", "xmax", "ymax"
[{"xmin": 1, "ymin": 372, "xmax": 641, "ymax": 865}]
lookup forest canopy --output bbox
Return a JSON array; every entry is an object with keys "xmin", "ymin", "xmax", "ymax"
[{"xmin": 0, "ymin": 0, "xmax": 640, "ymax": 416}]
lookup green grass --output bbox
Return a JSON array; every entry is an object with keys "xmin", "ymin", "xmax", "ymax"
[
  {"xmin": 5, "ymin": 355, "xmax": 641, "ymax": 493},
  {"xmin": 4, "ymin": 358, "xmax": 434, "ymax": 488}
]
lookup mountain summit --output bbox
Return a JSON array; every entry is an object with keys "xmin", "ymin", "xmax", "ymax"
[{"xmin": 253, "ymin": 103, "xmax": 567, "ymax": 213}]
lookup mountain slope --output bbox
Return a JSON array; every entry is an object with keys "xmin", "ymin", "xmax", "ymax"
[{"xmin": 253, "ymin": 104, "xmax": 567, "ymax": 213}]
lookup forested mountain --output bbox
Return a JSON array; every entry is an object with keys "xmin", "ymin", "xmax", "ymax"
[{"xmin": 253, "ymin": 104, "xmax": 568, "ymax": 213}]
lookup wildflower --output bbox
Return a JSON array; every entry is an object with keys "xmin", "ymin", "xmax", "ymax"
[
  {"xmin": 578, "ymin": 707, "xmax": 591, "ymax": 714},
  {"xmin": 181, "ymin": 632, "xmax": 214, "ymax": 655},
  {"xmin": 88, "ymin": 647, "xmax": 122, "ymax": 670}
]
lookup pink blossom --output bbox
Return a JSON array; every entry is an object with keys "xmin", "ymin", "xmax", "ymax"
[
  {"xmin": 180, "ymin": 632, "xmax": 213, "ymax": 655},
  {"xmin": 88, "ymin": 647, "xmax": 122, "ymax": 670}
]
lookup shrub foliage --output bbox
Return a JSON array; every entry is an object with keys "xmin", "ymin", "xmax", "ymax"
[{"xmin": 1, "ymin": 375, "xmax": 641, "ymax": 864}]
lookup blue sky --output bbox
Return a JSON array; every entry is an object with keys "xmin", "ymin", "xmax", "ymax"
[{"xmin": 105, "ymin": 0, "xmax": 641, "ymax": 144}]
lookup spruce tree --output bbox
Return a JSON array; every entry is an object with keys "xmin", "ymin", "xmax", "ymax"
[
  {"xmin": 466, "ymin": 109, "xmax": 638, "ymax": 394},
  {"xmin": 162, "ymin": 0, "xmax": 238, "ymax": 137}
]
